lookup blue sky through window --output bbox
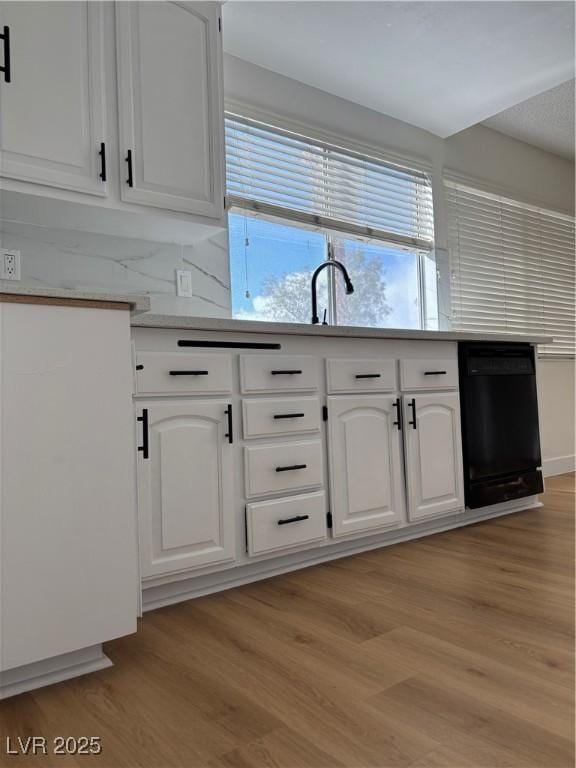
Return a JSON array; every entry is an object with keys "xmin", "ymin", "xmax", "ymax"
[{"xmin": 229, "ymin": 212, "xmax": 428, "ymax": 328}]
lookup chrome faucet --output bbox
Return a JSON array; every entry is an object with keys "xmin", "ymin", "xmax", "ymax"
[{"xmin": 311, "ymin": 259, "xmax": 354, "ymax": 325}]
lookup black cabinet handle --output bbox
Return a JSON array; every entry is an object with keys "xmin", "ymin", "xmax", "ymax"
[
  {"xmin": 0, "ymin": 26, "xmax": 11, "ymax": 83},
  {"xmin": 169, "ymin": 370, "xmax": 209, "ymax": 376},
  {"xmin": 125, "ymin": 149, "xmax": 133, "ymax": 187},
  {"xmin": 392, "ymin": 398, "xmax": 402, "ymax": 430},
  {"xmin": 408, "ymin": 398, "xmax": 417, "ymax": 429},
  {"xmin": 179, "ymin": 340, "xmax": 281, "ymax": 350},
  {"xmin": 273, "ymin": 412, "xmax": 305, "ymax": 420},
  {"xmin": 355, "ymin": 373, "xmax": 381, "ymax": 379},
  {"xmin": 225, "ymin": 404, "xmax": 233, "ymax": 444},
  {"xmin": 424, "ymin": 370, "xmax": 447, "ymax": 375},
  {"xmin": 137, "ymin": 408, "xmax": 149, "ymax": 459},
  {"xmin": 275, "ymin": 463, "xmax": 307, "ymax": 473},
  {"xmin": 98, "ymin": 141, "xmax": 106, "ymax": 181},
  {"xmin": 271, "ymin": 369, "xmax": 302, "ymax": 375},
  {"xmin": 98, "ymin": 142, "xmax": 107, "ymax": 182},
  {"xmin": 277, "ymin": 514, "xmax": 310, "ymax": 526}
]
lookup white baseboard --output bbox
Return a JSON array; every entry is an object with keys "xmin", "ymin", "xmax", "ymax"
[
  {"xmin": 0, "ymin": 645, "xmax": 111, "ymax": 700},
  {"xmin": 143, "ymin": 496, "xmax": 540, "ymax": 612},
  {"xmin": 543, "ymin": 455, "xmax": 575, "ymax": 477}
]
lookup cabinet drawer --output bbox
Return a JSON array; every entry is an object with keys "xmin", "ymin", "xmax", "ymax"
[
  {"xmin": 240, "ymin": 355, "xmax": 320, "ymax": 394},
  {"xmin": 246, "ymin": 491, "xmax": 327, "ymax": 557},
  {"xmin": 244, "ymin": 440, "xmax": 323, "ymax": 498},
  {"xmin": 243, "ymin": 397, "xmax": 321, "ymax": 439},
  {"xmin": 400, "ymin": 359, "xmax": 458, "ymax": 391},
  {"xmin": 135, "ymin": 352, "xmax": 232, "ymax": 395},
  {"xmin": 326, "ymin": 358, "xmax": 396, "ymax": 393}
]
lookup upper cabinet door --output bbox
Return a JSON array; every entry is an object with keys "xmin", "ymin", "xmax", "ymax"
[
  {"xmin": 115, "ymin": 1, "xmax": 224, "ymax": 218},
  {"xmin": 137, "ymin": 400, "xmax": 235, "ymax": 578},
  {"xmin": 403, "ymin": 392, "xmax": 465, "ymax": 521},
  {"xmin": 0, "ymin": 1, "xmax": 107, "ymax": 195},
  {"xmin": 327, "ymin": 395, "xmax": 405, "ymax": 538}
]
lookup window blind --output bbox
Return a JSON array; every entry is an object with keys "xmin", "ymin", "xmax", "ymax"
[
  {"xmin": 225, "ymin": 114, "xmax": 434, "ymax": 251},
  {"xmin": 446, "ymin": 180, "xmax": 575, "ymax": 357}
]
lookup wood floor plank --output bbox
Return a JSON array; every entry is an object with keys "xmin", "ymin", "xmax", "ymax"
[
  {"xmin": 0, "ymin": 474, "xmax": 573, "ymax": 768},
  {"xmin": 207, "ymin": 726, "xmax": 347, "ymax": 768},
  {"xmin": 364, "ymin": 625, "xmax": 574, "ymax": 741},
  {"xmin": 367, "ymin": 674, "xmax": 574, "ymax": 767}
]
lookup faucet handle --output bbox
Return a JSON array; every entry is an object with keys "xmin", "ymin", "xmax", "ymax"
[{"xmin": 322, "ymin": 308, "xmax": 328, "ymax": 325}]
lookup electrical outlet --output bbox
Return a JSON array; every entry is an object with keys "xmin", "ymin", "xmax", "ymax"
[
  {"xmin": 0, "ymin": 249, "xmax": 21, "ymax": 281},
  {"xmin": 175, "ymin": 269, "xmax": 193, "ymax": 298}
]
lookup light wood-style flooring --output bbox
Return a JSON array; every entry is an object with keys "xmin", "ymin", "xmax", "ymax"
[{"xmin": 1, "ymin": 474, "xmax": 574, "ymax": 768}]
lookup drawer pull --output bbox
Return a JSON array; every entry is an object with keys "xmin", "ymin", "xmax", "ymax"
[
  {"xmin": 273, "ymin": 412, "xmax": 305, "ymax": 420},
  {"xmin": 424, "ymin": 370, "xmax": 447, "ymax": 375},
  {"xmin": 169, "ymin": 370, "xmax": 209, "ymax": 376},
  {"xmin": 271, "ymin": 369, "xmax": 302, "ymax": 375},
  {"xmin": 277, "ymin": 514, "xmax": 310, "ymax": 526},
  {"xmin": 275, "ymin": 463, "xmax": 307, "ymax": 473},
  {"xmin": 355, "ymin": 373, "xmax": 381, "ymax": 379}
]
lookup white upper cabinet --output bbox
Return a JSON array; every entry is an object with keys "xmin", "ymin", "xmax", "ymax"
[
  {"xmin": 137, "ymin": 400, "xmax": 235, "ymax": 577},
  {"xmin": 115, "ymin": 1, "xmax": 224, "ymax": 218},
  {"xmin": 0, "ymin": 1, "xmax": 107, "ymax": 195},
  {"xmin": 403, "ymin": 392, "xmax": 464, "ymax": 521},
  {"xmin": 327, "ymin": 395, "xmax": 405, "ymax": 538}
]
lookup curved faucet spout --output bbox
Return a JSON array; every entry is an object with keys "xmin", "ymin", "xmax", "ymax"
[{"xmin": 311, "ymin": 259, "xmax": 354, "ymax": 325}]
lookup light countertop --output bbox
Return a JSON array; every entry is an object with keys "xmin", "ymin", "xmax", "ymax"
[
  {"xmin": 131, "ymin": 313, "xmax": 552, "ymax": 345},
  {"xmin": 0, "ymin": 285, "xmax": 150, "ymax": 314}
]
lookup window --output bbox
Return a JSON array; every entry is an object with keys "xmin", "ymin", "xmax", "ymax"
[
  {"xmin": 225, "ymin": 115, "xmax": 436, "ymax": 328},
  {"xmin": 446, "ymin": 180, "xmax": 576, "ymax": 357}
]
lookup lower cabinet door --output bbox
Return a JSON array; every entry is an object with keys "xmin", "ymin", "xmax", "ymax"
[
  {"xmin": 403, "ymin": 392, "xmax": 465, "ymax": 521},
  {"xmin": 137, "ymin": 401, "xmax": 235, "ymax": 577},
  {"xmin": 327, "ymin": 395, "xmax": 405, "ymax": 537}
]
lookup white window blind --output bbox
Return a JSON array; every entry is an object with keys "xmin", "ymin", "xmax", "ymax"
[
  {"xmin": 225, "ymin": 114, "xmax": 434, "ymax": 251},
  {"xmin": 446, "ymin": 181, "xmax": 575, "ymax": 357}
]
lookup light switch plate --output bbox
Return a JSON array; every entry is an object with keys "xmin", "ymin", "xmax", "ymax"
[
  {"xmin": 175, "ymin": 269, "xmax": 193, "ymax": 298},
  {"xmin": 0, "ymin": 249, "xmax": 21, "ymax": 281}
]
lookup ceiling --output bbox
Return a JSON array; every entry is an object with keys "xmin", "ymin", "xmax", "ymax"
[
  {"xmin": 222, "ymin": 1, "xmax": 575, "ymax": 139},
  {"xmin": 483, "ymin": 79, "xmax": 575, "ymax": 160}
]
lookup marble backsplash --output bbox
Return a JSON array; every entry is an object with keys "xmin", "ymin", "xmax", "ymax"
[{"xmin": 0, "ymin": 219, "xmax": 231, "ymax": 317}]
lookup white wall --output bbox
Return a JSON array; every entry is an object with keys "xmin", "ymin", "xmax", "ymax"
[
  {"xmin": 538, "ymin": 360, "xmax": 576, "ymax": 476},
  {"xmin": 224, "ymin": 55, "xmax": 576, "ymax": 474}
]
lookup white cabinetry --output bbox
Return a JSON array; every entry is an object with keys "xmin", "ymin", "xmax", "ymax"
[
  {"xmin": 327, "ymin": 395, "xmax": 405, "ymax": 537},
  {"xmin": 0, "ymin": 300, "xmax": 138, "ymax": 675},
  {"xmin": 403, "ymin": 392, "xmax": 465, "ymax": 521},
  {"xmin": 115, "ymin": 1, "xmax": 224, "ymax": 217},
  {"xmin": 0, "ymin": 1, "xmax": 225, "ymax": 227},
  {"xmin": 132, "ymin": 329, "xmax": 475, "ymax": 600},
  {"xmin": 136, "ymin": 400, "xmax": 235, "ymax": 577},
  {"xmin": 0, "ymin": 1, "xmax": 107, "ymax": 195}
]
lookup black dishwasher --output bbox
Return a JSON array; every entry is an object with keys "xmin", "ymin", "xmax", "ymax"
[{"xmin": 458, "ymin": 342, "xmax": 543, "ymax": 509}]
